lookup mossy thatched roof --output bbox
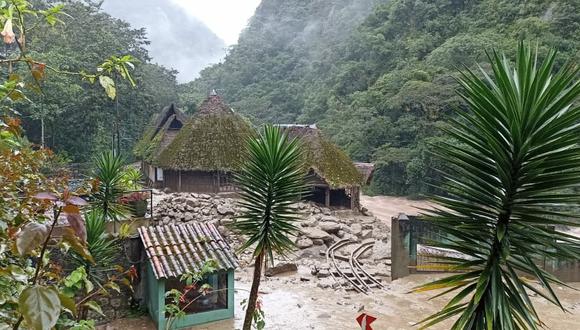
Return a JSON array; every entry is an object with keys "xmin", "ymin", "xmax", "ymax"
[
  {"xmin": 133, "ymin": 104, "xmax": 188, "ymax": 162},
  {"xmin": 282, "ymin": 125, "xmax": 362, "ymax": 188},
  {"xmin": 155, "ymin": 96, "xmax": 255, "ymax": 171}
]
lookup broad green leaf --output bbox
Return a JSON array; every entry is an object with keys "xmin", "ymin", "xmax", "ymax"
[
  {"xmin": 83, "ymin": 300, "xmax": 104, "ymax": 316},
  {"xmin": 58, "ymin": 293, "xmax": 77, "ymax": 317},
  {"xmin": 99, "ymin": 75, "xmax": 116, "ymax": 100},
  {"xmin": 19, "ymin": 285, "xmax": 61, "ymax": 330}
]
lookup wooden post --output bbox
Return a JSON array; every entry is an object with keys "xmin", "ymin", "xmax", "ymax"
[
  {"xmin": 178, "ymin": 170, "xmax": 182, "ymax": 192},
  {"xmin": 325, "ymin": 187, "xmax": 330, "ymax": 207}
]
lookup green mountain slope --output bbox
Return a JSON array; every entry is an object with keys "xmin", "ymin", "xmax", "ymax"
[{"xmin": 181, "ymin": 0, "xmax": 580, "ymax": 196}]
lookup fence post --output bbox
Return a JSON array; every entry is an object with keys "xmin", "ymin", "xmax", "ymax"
[{"xmin": 391, "ymin": 213, "xmax": 411, "ymax": 280}]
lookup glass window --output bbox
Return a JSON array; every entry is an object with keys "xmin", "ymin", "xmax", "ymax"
[{"xmin": 165, "ymin": 272, "xmax": 228, "ymax": 315}]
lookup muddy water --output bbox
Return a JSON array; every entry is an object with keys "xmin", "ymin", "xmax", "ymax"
[{"xmin": 102, "ymin": 267, "xmax": 580, "ymax": 330}]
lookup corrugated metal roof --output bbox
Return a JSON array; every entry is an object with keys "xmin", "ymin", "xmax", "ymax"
[{"xmin": 138, "ymin": 222, "xmax": 239, "ymax": 279}]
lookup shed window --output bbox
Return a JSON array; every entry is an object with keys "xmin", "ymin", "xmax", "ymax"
[
  {"xmin": 165, "ymin": 272, "xmax": 228, "ymax": 315},
  {"xmin": 156, "ymin": 168, "xmax": 164, "ymax": 181}
]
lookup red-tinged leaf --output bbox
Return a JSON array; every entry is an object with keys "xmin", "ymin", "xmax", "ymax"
[
  {"xmin": 66, "ymin": 213, "xmax": 86, "ymax": 243},
  {"xmin": 63, "ymin": 204, "xmax": 80, "ymax": 215},
  {"xmin": 33, "ymin": 192, "xmax": 58, "ymax": 201},
  {"xmin": 66, "ymin": 195, "xmax": 88, "ymax": 206},
  {"xmin": 16, "ymin": 223, "xmax": 48, "ymax": 256},
  {"xmin": 62, "ymin": 228, "xmax": 94, "ymax": 264}
]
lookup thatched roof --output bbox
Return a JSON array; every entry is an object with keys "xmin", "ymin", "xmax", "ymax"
[
  {"xmin": 155, "ymin": 94, "xmax": 255, "ymax": 171},
  {"xmin": 355, "ymin": 162, "xmax": 375, "ymax": 185},
  {"xmin": 133, "ymin": 104, "xmax": 188, "ymax": 162},
  {"xmin": 281, "ymin": 124, "xmax": 362, "ymax": 188}
]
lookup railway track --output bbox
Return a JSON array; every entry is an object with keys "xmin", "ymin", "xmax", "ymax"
[{"xmin": 326, "ymin": 239, "xmax": 385, "ymax": 294}]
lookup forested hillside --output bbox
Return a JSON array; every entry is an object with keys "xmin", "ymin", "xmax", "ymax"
[
  {"xmin": 19, "ymin": 0, "xmax": 180, "ymax": 161},
  {"xmin": 181, "ymin": 0, "xmax": 580, "ymax": 196}
]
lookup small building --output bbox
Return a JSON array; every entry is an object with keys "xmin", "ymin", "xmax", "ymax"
[
  {"xmin": 134, "ymin": 103, "xmax": 188, "ymax": 186},
  {"xmin": 138, "ymin": 222, "xmax": 239, "ymax": 329},
  {"xmin": 135, "ymin": 92, "xmax": 254, "ymax": 193},
  {"xmin": 281, "ymin": 124, "xmax": 363, "ymax": 210}
]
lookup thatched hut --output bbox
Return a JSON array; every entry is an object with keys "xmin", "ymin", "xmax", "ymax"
[
  {"xmin": 281, "ymin": 124, "xmax": 363, "ymax": 210},
  {"xmin": 134, "ymin": 103, "xmax": 188, "ymax": 185},
  {"xmin": 148, "ymin": 93, "xmax": 254, "ymax": 193}
]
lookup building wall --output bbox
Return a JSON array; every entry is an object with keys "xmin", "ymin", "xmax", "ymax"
[{"xmin": 161, "ymin": 170, "xmax": 236, "ymax": 194}]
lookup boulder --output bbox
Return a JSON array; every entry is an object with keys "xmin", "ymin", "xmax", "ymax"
[
  {"xmin": 348, "ymin": 223, "xmax": 362, "ymax": 236},
  {"xmin": 185, "ymin": 199, "xmax": 200, "ymax": 208},
  {"xmin": 296, "ymin": 237, "xmax": 314, "ymax": 249},
  {"xmin": 264, "ymin": 263, "xmax": 298, "ymax": 277},
  {"xmin": 360, "ymin": 229, "xmax": 373, "ymax": 240},
  {"xmin": 312, "ymin": 239, "xmax": 324, "ymax": 246},
  {"xmin": 301, "ymin": 227, "xmax": 332, "ymax": 241},
  {"xmin": 319, "ymin": 221, "xmax": 341, "ymax": 234},
  {"xmin": 372, "ymin": 240, "xmax": 391, "ymax": 260}
]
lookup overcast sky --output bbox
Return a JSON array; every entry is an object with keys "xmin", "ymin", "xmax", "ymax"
[{"xmin": 170, "ymin": 0, "xmax": 261, "ymax": 45}]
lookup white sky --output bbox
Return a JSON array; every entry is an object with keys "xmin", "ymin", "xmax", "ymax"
[{"xmin": 170, "ymin": 0, "xmax": 262, "ymax": 45}]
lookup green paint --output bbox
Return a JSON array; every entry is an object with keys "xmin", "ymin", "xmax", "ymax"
[{"xmin": 147, "ymin": 268, "xmax": 235, "ymax": 330}]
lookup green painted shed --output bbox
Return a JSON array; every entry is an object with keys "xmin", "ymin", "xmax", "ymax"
[{"xmin": 138, "ymin": 222, "xmax": 239, "ymax": 329}]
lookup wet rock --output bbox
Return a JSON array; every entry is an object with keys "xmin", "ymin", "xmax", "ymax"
[
  {"xmin": 301, "ymin": 227, "xmax": 332, "ymax": 240},
  {"xmin": 360, "ymin": 229, "xmax": 373, "ymax": 239},
  {"xmin": 312, "ymin": 239, "xmax": 324, "ymax": 246},
  {"xmin": 265, "ymin": 262, "xmax": 298, "ymax": 276},
  {"xmin": 217, "ymin": 204, "xmax": 235, "ymax": 216},
  {"xmin": 372, "ymin": 240, "xmax": 391, "ymax": 260},
  {"xmin": 348, "ymin": 223, "xmax": 362, "ymax": 236},
  {"xmin": 296, "ymin": 237, "xmax": 314, "ymax": 249},
  {"xmin": 185, "ymin": 199, "xmax": 200, "ymax": 208},
  {"xmin": 319, "ymin": 221, "xmax": 341, "ymax": 234},
  {"xmin": 317, "ymin": 269, "xmax": 330, "ymax": 278}
]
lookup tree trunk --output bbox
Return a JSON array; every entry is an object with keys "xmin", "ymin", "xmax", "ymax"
[{"xmin": 243, "ymin": 251, "xmax": 264, "ymax": 330}]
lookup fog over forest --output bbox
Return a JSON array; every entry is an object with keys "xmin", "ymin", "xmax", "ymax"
[{"xmin": 101, "ymin": 0, "xmax": 226, "ymax": 82}]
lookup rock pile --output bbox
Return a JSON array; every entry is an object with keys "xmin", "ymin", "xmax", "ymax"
[{"xmin": 153, "ymin": 192, "xmax": 391, "ymax": 280}]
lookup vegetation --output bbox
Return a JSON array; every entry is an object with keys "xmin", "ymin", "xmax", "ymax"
[
  {"xmin": 90, "ymin": 151, "xmax": 128, "ymax": 228},
  {"xmin": 232, "ymin": 126, "xmax": 309, "ymax": 330},
  {"xmin": 156, "ymin": 112, "xmax": 255, "ymax": 171},
  {"xmin": 0, "ymin": 1, "xmax": 136, "ymax": 328},
  {"xmin": 181, "ymin": 0, "xmax": 580, "ymax": 196},
  {"xmin": 415, "ymin": 45, "xmax": 580, "ymax": 329}
]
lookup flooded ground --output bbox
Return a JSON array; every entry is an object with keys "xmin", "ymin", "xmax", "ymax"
[
  {"xmin": 102, "ymin": 266, "xmax": 580, "ymax": 330},
  {"xmin": 360, "ymin": 195, "xmax": 434, "ymax": 226}
]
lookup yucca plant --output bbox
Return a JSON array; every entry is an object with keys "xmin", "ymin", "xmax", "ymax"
[
  {"xmin": 415, "ymin": 44, "xmax": 580, "ymax": 329},
  {"xmin": 232, "ymin": 125, "xmax": 309, "ymax": 330},
  {"xmin": 71, "ymin": 210, "xmax": 120, "ymax": 282},
  {"xmin": 90, "ymin": 151, "xmax": 128, "ymax": 226}
]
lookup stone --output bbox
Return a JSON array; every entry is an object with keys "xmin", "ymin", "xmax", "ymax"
[
  {"xmin": 296, "ymin": 237, "xmax": 314, "ymax": 249},
  {"xmin": 319, "ymin": 221, "xmax": 341, "ymax": 234},
  {"xmin": 372, "ymin": 240, "xmax": 391, "ymax": 260},
  {"xmin": 360, "ymin": 229, "xmax": 373, "ymax": 239},
  {"xmin": 362, "ymin": 223, "xmax": 374, "ymax": 230},
  {"xmin": 336, "ymin": 230, "xmax": 345, "ymax": 238},
  {"xmin": 265, "ymin": 263, "xmax": 298, "ymax": 276},
  {"xmin": 220, "ymin": 217, "xmax": 234, "ymax": 225},
  {"xmin": 217, "ymin": 204, "xmax": 235, "ymax": 216},
  {"xmin": 185, "ymin": 199, "xmax": 200, "ymax": 208},
  {"xmin": 317, "ymin": 269, "xmax": 330, "ymax": 278},
  {"xmin": 199, "ymin": 194, "xmax": 211, "ymax": 199},
  {"xmin": 110, "ymin": 298, "xmax": 122, "ymax": 308},
  {"xmin": 312, "ymin": 239, "xmax": 324, "ymax": 246},
  {"xmin": 301, "ymin": 227, "xmax": 332, "ymax": 240},
  {"xmin": 349, "ymin": 223, "xmax": 362, "ymax": 236}
]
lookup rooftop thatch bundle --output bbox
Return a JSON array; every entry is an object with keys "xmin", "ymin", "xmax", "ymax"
[
  {"xmin": 155, "ymin": 94, "xmax": 255, "ymax": 171},
  {"xmin": 134, "ymin": 104, "xmax": 188, "ymax": 162},
  {"xmin": 281, "ymin": 124, "xmax": 362, "ymax": 188}
]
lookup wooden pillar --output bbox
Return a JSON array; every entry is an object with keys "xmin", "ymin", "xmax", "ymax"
[
  {"xmin": 178, "ymin": 170, "xmax": 182, "ymax": 192},
  {"xmin": 325, "ymin": 187, "xmax": 330, "ymax": 207}
]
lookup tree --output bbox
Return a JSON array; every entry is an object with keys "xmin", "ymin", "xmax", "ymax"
[
  {"xmin": 232, "ymin": 125, "xmax": 308, "ymax": 330},
  {"xmin": 415, "ymin": 44, "xmax": 580, "ymax": 329}
]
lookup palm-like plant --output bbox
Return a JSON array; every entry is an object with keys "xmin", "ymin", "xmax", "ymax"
[
  {"xmin": 71, "ymin": 210, "xmax": 120, "ymax": 282},
  {"xmin": 90, "ymin": 151, "xmax": 127, "ymax": 225},
  {"xmin": 416, "ymin": 44, "xmax": 580, "ymax": 329},
  {"xmin": 232, "ymin": 125, "xmax": 308, "ymax": 330}
]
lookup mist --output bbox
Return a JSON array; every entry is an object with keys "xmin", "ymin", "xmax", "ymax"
[{"xmin": 101, "ymin": 0, "xmax": 226, "ymax": 83}]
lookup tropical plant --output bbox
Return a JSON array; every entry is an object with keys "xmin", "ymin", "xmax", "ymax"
[
  {"xmin": 90, "ymin": 151, "xmax": 128, "ymax": 225},
  {"xmin": 71, "ymin": 210, "xmax": 121, "ymax": 282},
  {"xmin": 415, "ymin": 44, "xmax": 580, "ymax": 329},
  {"xmin": 232, "ymin": 125, "xmax": 309, "ymax": 330},
  {"xmin": 119, "ymin": 166, "xmax": 144, "ymax": 191}
]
